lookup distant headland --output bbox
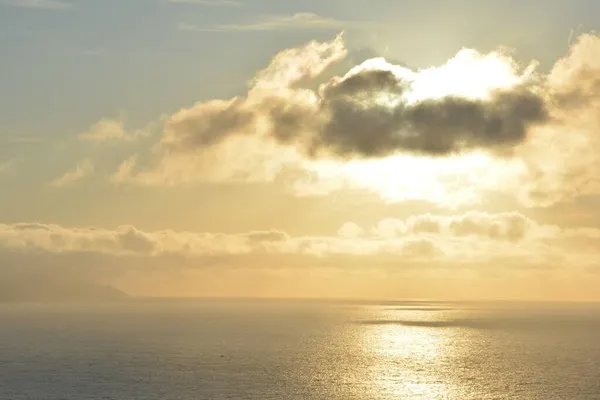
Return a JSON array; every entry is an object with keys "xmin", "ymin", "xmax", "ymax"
[{"xmin": 0, "ymin": 277, "xmax": 129, "ymax": 303}]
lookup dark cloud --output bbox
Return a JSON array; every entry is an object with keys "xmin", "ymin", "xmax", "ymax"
[{"xmin": 309, "ymin": 76, "xmax": 548, "ymax": 158}]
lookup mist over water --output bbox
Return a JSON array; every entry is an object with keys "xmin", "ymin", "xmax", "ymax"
[{"xmin": 1, "ymin": 300, "xmax": 599, "ymax": 399}]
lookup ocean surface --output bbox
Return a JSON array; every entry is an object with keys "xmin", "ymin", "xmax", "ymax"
[{"xmin": 1, "ymin": 299, "xmax": 600, "ymax": 399}]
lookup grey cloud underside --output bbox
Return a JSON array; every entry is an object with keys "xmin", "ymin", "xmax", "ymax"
[
  {"xmin": 312, "ymin": 70, "xmax": 548, "ymax": 157},
  {"xmin": 166, "ymin": 68, "xmax": 550, "ymax": 158}
]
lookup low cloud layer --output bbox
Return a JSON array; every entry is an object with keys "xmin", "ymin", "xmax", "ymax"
[
  {"xmin": 0, "ymin": 211, "xmax": 594, "ymax": 262},
  {"xmin": 1, "ymin": 211, "xmax": 599, "ymax": 298}
]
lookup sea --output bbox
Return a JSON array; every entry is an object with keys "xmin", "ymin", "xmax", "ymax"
[{"xmin": 1, "ymin": 299, "xmax": 600, "ymax": 399}]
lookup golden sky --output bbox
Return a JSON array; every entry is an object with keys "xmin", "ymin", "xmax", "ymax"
[{"xmin": 2, "ymin": 0, "xmax": 600, "ymax": 300}]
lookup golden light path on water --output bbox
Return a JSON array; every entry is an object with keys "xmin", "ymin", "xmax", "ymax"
[{"xmin": 356, "ymin": 307, "xmax": 468, "ymax": 399}]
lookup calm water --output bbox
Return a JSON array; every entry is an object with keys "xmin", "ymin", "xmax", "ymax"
[{"xmin": 1, "ymin": 300, "xmax": 600, "ymax": 399}]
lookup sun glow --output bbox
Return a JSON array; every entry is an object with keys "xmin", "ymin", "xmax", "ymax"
[
  {"xmin": 296, "ymin": 152, "xmax": 522, "ymax": 208},
  {"xmin": 408, "ymin": 48, "xmax": 537, "ymax": 102}
]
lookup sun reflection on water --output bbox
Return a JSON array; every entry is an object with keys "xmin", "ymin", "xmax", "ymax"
[{"xmin": 359, "ymin": 308, "xmax": 464, "ymax": 399}]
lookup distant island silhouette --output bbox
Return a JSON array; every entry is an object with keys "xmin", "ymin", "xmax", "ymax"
[{"xmin": 0, "ymin": 276, "xmax": 129, "ymax": 303}]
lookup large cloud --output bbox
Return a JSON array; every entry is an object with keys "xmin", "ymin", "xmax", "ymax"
[
  {"xmin": 113, "ymin": 33, "xmax": 600, "ymax": 208},
  {"xmin": 161, "ymin": 36, "xmax": 550, "ymax": 158}
]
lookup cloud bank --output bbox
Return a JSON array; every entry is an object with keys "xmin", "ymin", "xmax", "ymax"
[
  {"xmin": 2, "ymin": 211, "xmax": 599, "ymax": 298},
  {"xmin": 0, "ymin": 211, "xmax": 592, "ymax": 263}
]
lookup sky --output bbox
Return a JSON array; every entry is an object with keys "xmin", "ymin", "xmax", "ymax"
[{"xmin": 2, "ymin": 0, "xmax": 600, "ymax": 300}]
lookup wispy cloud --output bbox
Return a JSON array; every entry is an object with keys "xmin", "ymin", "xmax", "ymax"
[
  {"xmin": 2, "ymin": 0, "xmax": 72, "ymax": 9},
  {"xmin": 178, "ymin": 13, "xmax": 349, "ymax": 32},
  {"xmin": 169, "ymin": 0, "xmax": 242, "ymax": 6},
  {"xmin": 78, "ymin": 117, "xmax": 150, "ymax": 143},
  {"xmin": 49, "ymin": 159, "xmax": 94, "ymax": 187}
]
